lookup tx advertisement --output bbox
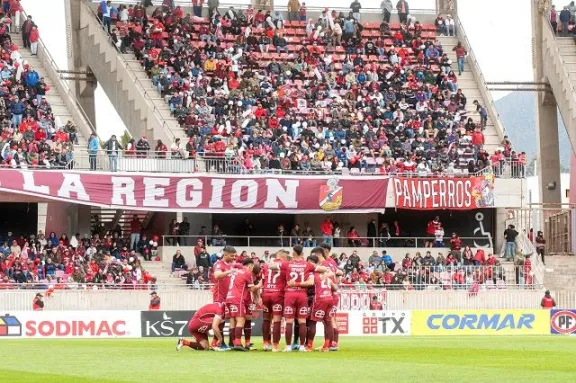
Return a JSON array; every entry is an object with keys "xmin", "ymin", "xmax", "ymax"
[
  {"xmin": 0, "ymin": 311, "xmax": 141, "ymax": 339},
  {"xmin": 411, "ymin": 310, "xmax": 549, "ymax": 336}
]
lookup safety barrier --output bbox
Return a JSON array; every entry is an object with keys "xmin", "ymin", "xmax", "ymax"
[
  {"xmin": 1, "ymin": 308, "xmax": 572, "ymax": 339},
  {"xmin": 0, "ymin": 289, "xmax": 547, "ymax": 312}
]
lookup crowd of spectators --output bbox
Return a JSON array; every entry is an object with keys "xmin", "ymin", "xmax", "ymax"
[
  {"xmin": 0, "ymin": 4, "xmax": 79, "ymax": 170},
  {"xmin": 0, "ymin": 222, "xmax": 161, "ymax": 289},
  {"xmin": 95, "ymin": 1, "xmax": 522, "ymax": 176},
  {"xmin": 171, "ymin": 242, "xmax": 535, "ymax": 290}
]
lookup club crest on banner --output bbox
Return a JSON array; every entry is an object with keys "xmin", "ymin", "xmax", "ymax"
[{"xmin": 319, "ymin": 178, "xmax": 343, "ymax": 211}]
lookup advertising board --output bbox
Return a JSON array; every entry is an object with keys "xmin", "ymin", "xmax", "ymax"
[
  {"xmin": 411, "ymin": 310, "xmax": 549, "ymax": 336},
  {"xmin": 550, "ymin": 310, "xmax": 576, "ymax": 335},
  {"xmin": 0, "ymin": 311, "xmax": 141, "ymax": 339}
]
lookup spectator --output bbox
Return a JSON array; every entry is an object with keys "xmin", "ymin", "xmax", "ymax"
[
  {"xmin": 277, "ymin": 224, "xmax": 288, "ymax": 247},
  {"xmin": 425, "ymin": 216, "xmax": 441, "ymax": 247},
  {"xmin": 369, "ymin": 295, "xmax": 383, "ymax": 310},
  {"xmin": 347, "ymin": 227, "xmax": 361, "ymax": 247},
  {"xmin": 208, "ymin": 0, "xmax": 219, "ymax": 18},
  {"xmin": 290, "ymin": 223, "xmax": 302, "ymax": 246},
  {"xmin": 550, "ymin": 5, "xmax": 558, "ymax": 34},
  {"xmin": 32, "ymin": 292, "xmax": 43, "ymax": 311},
  {"xmin": 381, "ymin": 0, "xmax": 393, "ymax": 23},
  {"xmin": 382, "ymin": 250, "xmax": 395, "ymax": 271},
  {"xmin": 396, "ymin": 0, "xmax": 409, "ymax": 24},
  {"xmin": 303, "ymin": 224, "xmax": 316, "ymax": 247},
  {"xmin": 367, "ymin": 219, "xmax": 377, "ymax": 247},
  {"xmin": 149, "ymin": 291, "xmax": 161, "ymax": 310},
  {"xmin": 452, "ymin": 41, "xmax": 467, "ymax": 76},
  {"xmin": 171, "ymin": 249, "xmax": 187, "ymax": 273},
  {"xmin": 560, "ymin": 6, "xmax": 571, "ymax": 37},
  {"xmin": 287, "ymin": 0, "xmax": 300, "ymax": 22},
  {"xmin": 29, "ymin": 25, "xmax": 39, "ymax": 55},
  {"xmin": 350, "ymin": 0, "xmax": 362, "ymax": 21},
  {"xmin": 105, "ymin": 134, "xmax": 122, "ymax": 172},
  {"xmin": 129, "ymin": 215, "xmax": 141, "ymax": 251},
  {"xmin": 449, "ymin": 232, "xmax": 463, "ymax": 262},
  {"xmin": 136, "ymin": 136, "xmax": 150, "ymax": 157},
  {"xmin": 100, "ymin": 1, "xmax": 112, "ymax": 34},
  {"xmin": 434, "ymin": 224, "xmax": 444, "ymax": 247},
  {"xmin": 320, "ymin": 217, "xmax": 334, "ymax": 246},
  {"xmin": 21, "ymin": 14, "xmax": 32, "ymax": 48},
  {"xmin": 541, "ymin": 290, "xmax": 556, "ymax": 308},
  {"xmin": 87, "ymin": 133, "xmax": 99, "ymax": 170},
  {"xmin": 503, "ymin": 224, "xmax": 518, "ymax": 261},
  {"xmin": 167, "ymin": 218, "xmax": 180, "ymax": 246},
  {"xmin": 179, "ymin": 217, "xmax": 191, "ymax": 246},
  {"xmin": 535, "ymin": 230, "xmax": 546, "ymax": 265}
]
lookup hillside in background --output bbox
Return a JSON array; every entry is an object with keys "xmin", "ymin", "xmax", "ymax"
[{"xmin": 494, "ymin": 92, "xmax": 571, "ymax": 170}]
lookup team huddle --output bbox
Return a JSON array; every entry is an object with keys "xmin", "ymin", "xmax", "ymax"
[{"xmin": 176, "ymin": 244, "xmax": 342, "ymax": 352}]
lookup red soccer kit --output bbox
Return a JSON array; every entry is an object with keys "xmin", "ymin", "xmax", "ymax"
[
  {"xmin": 261, "ymin": 261, "xmax": 287, "ymax": 316},
  {"xmin": 281, "ymin": 259, "xmax": 315, "ymax": 319},
  {"xmin": 188, "ymin": 303, "xmax": 222, "ymax": 343},
  {"xmin": 225, "ymin": 269, "xmax": 254, "ymax": 318},
  {"xmin": 323, "ymin": 258, "xmax": 340, "ymax": 309},
  {"xmin": 310, "ymin": 274, "xmax": 335, "ymax": 322}
]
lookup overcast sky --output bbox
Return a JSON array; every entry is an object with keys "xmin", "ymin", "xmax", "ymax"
[{"xmin": 20, "ymin": 0, "xmax": 533, "ymax": 140}]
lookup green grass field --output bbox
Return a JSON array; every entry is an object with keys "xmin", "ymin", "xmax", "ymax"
[{"xmin": 1, "ymin": 336, "xmax": 575, "ymax": 382}]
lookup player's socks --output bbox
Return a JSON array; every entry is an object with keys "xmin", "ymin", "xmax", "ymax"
[
  {"xmin": 272, "ymin": 321, "xmax": 281, "ymax": 345},
  {"xmin": 298, "ymin": 322, "xmax": 307, "ymax": 346},
  {"xmin": 324, "ymin": 321, "xmax": 334, "ymax": 345},
  {"xmin": 306, "ymin": 321, "xmax": 317, "ymax": 346},
  {"xmin": 262, "ymin": 319, "xmax": 272, "ymax": 344},
  {"xmin": 234, "ymin": 327, "xmax": 244, "ymax": 347},
  {"xmin": 244, "ymin": 319, "xmax": 252, "ymax": 346},
  {"xmin": 333, "ymin": 328, "xmax": 339, "ymax": 344},
  {"xmin": 285, "ymin": 322, "xmax": 293, "ymax": 345},
  {"xmin": 211, "ymin": 338, "xmax": 218, "ymax": 348},
  {"xmin": 183, "ymin": 339, "xmax": 203, "ymax": 350},
  {"xmin": 292, "ymin": 321, "xmax": 299, "ymax": 345}
]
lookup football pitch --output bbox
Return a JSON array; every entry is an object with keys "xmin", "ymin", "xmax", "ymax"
[{"xmin": 1, "ymin": 336, "xmax": 575, "ymax": 383}]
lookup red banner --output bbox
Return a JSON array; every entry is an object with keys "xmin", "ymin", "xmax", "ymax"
[
  {"xmin": 0, "ymin": 169, "xmax": 389, "ymax": 213},
  {"xmin": 393, "ymin": 175, "xmax": 495, "ymax": 210}
]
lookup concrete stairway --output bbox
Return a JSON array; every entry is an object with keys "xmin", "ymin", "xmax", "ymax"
[
  {"xmin": 76, "ymin": 0, "xmax": 183, "ymax": 145},
  {"xmin": 141, "ymin": 260, "xmax": 187, "ymax": 288},
  {"xmin": 439, "ymin": 35, "xmax": 504, "ymax": 154},
  {"xmin": 541, "ymin": 20, "xmax": 576, "ymax": 152},
  {"xmin": 11, "ymin": 31, "xmax": 93, "ymax": 149},
  {"xmin": 90, "ymin": 207, "xmax": 153, "ymax": 237}
]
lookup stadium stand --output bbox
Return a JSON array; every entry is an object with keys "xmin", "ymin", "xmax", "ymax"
[{"xmin": 94, "ymin": 2, "xmax": 526, "ymax": 176}]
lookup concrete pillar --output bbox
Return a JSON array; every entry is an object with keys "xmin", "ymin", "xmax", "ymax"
[
  {"xmin": 66, "ymin": 204, "xmax": 92, "ymax": 237},
  {"xmin": 532, "ymin": 0, "xmax": 561, "ymax": 206},
  {"xmin": 64, "ymin": 0, "xmax": 97, "ymax": 130}
]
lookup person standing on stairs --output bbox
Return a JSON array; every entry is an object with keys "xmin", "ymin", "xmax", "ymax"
[
  {"xmin": 130, "ymin": 215, "xmax": 142, "ymax": 251},
  {"xmin": 29, "ymin": 25, "xmax": 39, "ymax": 55},
  {"xmin": 21, "ymin": 14, "xmax": 32, "ymax": 49}
]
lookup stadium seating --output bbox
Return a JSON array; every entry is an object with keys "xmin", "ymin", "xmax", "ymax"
[
  {"xmin": 98, "ymin": 4, "xmax": 524, "ymax": 176},
  {"xmin": 0, "ymin": 230, "xmax": 158, "ymax": 289},
  {"xmin": 0, "ymin": 18, "xmax": 77, "ymax": 169}
]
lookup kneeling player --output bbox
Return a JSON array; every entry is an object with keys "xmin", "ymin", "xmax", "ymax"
[
  {"xmin": 176, "ymin": 302, "xmax": 224, "ymax": 351},
  {"xmin": 300, "ymin": 253, "xmax": 337, "ymax": 352}
]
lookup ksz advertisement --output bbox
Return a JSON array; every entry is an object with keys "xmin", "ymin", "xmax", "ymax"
[{"xmin": 550, "ymin": 310, "xmax": 576, "ymax": 335}]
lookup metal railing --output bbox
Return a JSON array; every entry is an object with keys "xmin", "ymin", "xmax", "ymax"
[
  {"xmin": 82, "ymin": 0, "xmax": 178, "ymax": 145},
  {"xmin": 0, "ymin": 288, "xmax": 549, "ymax": 311},
  {"xmin": 70, "ymin": 150, "xmax": 196, "ymax": 172},
  {"xmin": 162, "ymin": 234, "xmax": 493, "ymax": 249}
]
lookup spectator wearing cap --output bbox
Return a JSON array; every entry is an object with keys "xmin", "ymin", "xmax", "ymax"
[
  {"xmin": 32, "ymin": 292, "xmax": 44, "ymax": 311},
  {"xmin": 149, "ymin": 291, "xmax": 161, "ymax": 310}
]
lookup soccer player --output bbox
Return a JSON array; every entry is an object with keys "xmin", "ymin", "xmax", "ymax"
[
  {"xmin": 226, "ymin": 258, "xmax": 261, "ymax": 351},
  {"xmin": 270, "ymin": 245, "xmax": 323, "ymax": 352},
  {"xmin": 296, "ymin": 252, "xmax": 337, "ymax": 352},
  {"xmin": 212, "ymin": 245, "xmax": 238, "ymax": 349},
  {"xmin": 261, "ymin": 250, "xmax": 289, "ymax": 352},
  {"xmin": 319, "ymin": 242, "xmax": 343, "ymax": 351},
  {"xmin": 176, "ymin": 302, "xmax": 225, "ymax": 351},
  {"xmin": 243, "ymin": 262, "xmax": 262, "ymax": 350}
]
